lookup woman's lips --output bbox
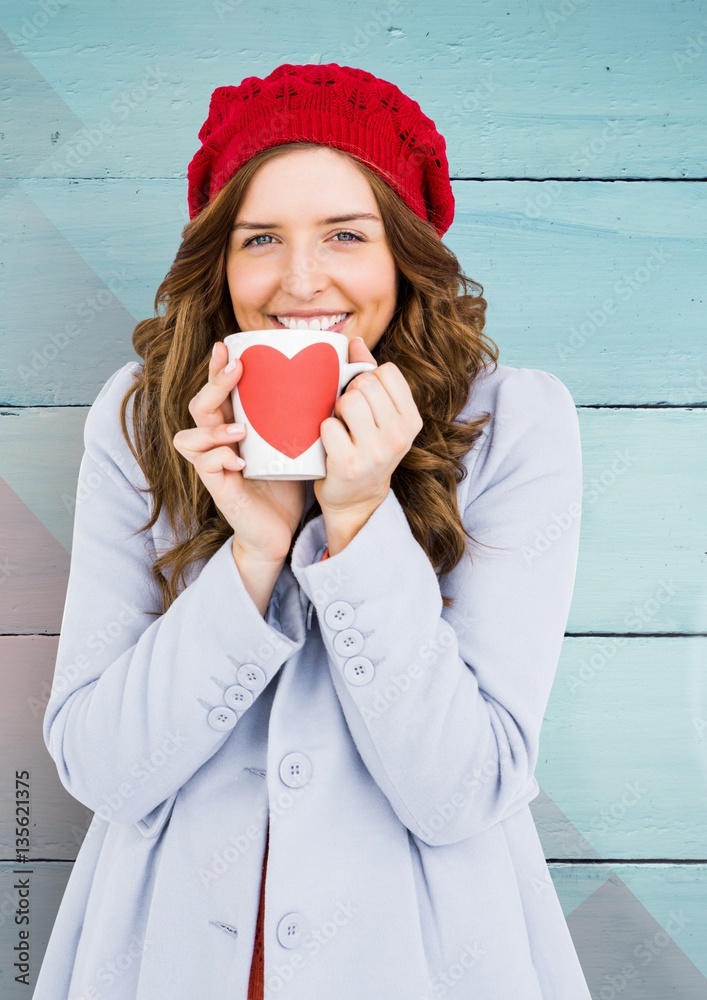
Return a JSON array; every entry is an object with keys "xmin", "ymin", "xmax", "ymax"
[{"xmin": 268, "ymin": 314, "xmax": 351, "ymax": 333}]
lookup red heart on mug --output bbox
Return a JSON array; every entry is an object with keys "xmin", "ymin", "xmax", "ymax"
[{"xmin": 237, "ymin": 343, "xmax": 340, "ymax": 458}]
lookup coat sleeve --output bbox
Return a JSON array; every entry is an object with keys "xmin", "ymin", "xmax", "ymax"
[
  {"xmin": 289, "ymin": 367, "xmax": 583, "ymax": 847},
  {"xmin": 43, "ymin": 363, "xmax": 305, "ymax": 837}
]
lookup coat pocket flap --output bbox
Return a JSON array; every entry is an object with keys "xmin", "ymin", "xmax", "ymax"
[{"xmin": 134, "ymin": 791, "xmax": 179, "ymax": 839}]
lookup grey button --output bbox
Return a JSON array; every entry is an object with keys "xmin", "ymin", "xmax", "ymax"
[
  {"xmin": 279, "ymin": 752, "xmax": 312, "ymax": 788},
  {"xmin": 343, "ymin": 656, "xmax": 375, "ymax": 686},
  {"xmin": 333, "ymin": 627, "xmax": 364, "ymax": 657},
  {"xmin": 323, "ymin": 600, "xmax": 355, "ymax": 631},
  {"xmin": 224, "ymin": 685, "xmax": 254, "ymax": 713},
  {"xmin": 277, "ymin": 912, "xmax": 306, "ymax": 948},
  {"xmin": 238, "ymin": 664, "xmax": 266, "ymax": 690},
  {"xmin": 207, "ymin": 706, "xmax": 238, "ymax": 730}
]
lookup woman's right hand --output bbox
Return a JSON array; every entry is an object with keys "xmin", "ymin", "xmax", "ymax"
[{"xmin": 172, "ymin": 341, "xmax": 307, "ymax": 564}]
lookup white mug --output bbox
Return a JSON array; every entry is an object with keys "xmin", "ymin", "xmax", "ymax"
[{"xmin": 224, "ymin": 329, "xmax": 377, "ymax": 480}]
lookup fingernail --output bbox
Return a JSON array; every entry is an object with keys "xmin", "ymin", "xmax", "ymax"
[
  {"xmin": 224, "ymin": 359, "xmax": 236, "ymax": 373},
  {"xmin": 226, "ymin": 422, "xmax": 244, "ymax": 434},
  {"xmin": 212, "ymin": 343, "xmax": 218, "ymax": 357}
]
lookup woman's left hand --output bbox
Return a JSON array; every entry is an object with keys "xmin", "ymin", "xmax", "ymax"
[{"xmin": 314, "ymin": 337, "xmax": 424, "ymax": 526}]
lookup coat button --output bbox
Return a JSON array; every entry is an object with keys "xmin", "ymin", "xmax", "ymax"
[
  {"xmin": 276, "ymin": 912, "xmax": 306, "ymax": 948},
  {"xmin": 224, "ymin": 685, "xmax": 254, "ymax": 713},
  {"xmin": 207, "ymin": 706, "xmax": 238, "ymax": 730},
  {"xmin": 323, "ymin": 600, "xmax": 355, "ymax": 631},
  {"xmin": 279, "ymin": 752, "xmax": 312, "ymax": 788},
  {"xmin": 333, "ymin": 627, "xmax": 364, "ymax": 657},
  {"xmin": 343, "ymin": 656, "xmax": 375, "ymax": 686},
  {"xmin": 237, "ymin": 664, "xmax": 266, "ymax": 690}
]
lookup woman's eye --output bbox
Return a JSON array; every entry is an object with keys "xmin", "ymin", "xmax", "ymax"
[
  {"xmin": 242, "ymin": 230, "xmax": 364, "ymax": 248},
  {"xmin": 243, "ymin": 233, "xmax": 275, "ymax": 247},
  {"xmin": 333, "ymin": 231, "xmax": 364, "ymax": 243}
]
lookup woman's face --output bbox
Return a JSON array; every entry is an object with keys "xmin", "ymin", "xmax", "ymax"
[{"xmin": 225, "ymin": 147, "xmax": 399, "ymax": 352}]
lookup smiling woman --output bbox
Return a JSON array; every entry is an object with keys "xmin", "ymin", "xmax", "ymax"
[
  {"xmin": 225, "ymin": 146, "xmax": 398, "ymax": 350},
  {"xmin": 35, "ymin": 62, "xmax": 591, "ymax": 1000}
]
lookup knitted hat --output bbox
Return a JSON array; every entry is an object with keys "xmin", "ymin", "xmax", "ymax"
[{"xmin": 187, "ymin": 62, "xmax": 455, "ymax": 237}]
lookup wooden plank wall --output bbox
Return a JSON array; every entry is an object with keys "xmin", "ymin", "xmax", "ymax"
[{"xmin": 1, "ymin": 0, "xmax": 706, "ymax": 994}]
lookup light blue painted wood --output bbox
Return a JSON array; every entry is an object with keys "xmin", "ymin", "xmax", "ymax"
[
  {"xmin": 3, "ymin": 405, "xmax": 705, "ymax": 632},
  {"xmin": 2, "ymin": 0, "xmax": 706, "ymax": 179},
  {"xmin": 2, "ymin": 634, "xmax": 704, "ymax": 860},
  {"xmin": 0, "ymin": 639, "xmax": 93, "ymax": 859},
  {"xmin": 554, "ymin": 863, "xmax": 707, "ymax": 986},
  {"xmin": 538, "ymin": 638, "xmax": 707, "ymax": 860},
  {"xmin": 3, "ymin": 178, "xmax": 705, "ymax": 404},
  {"xmin": 2, "ymin": 0, "xmax": 706, "ymax": 993},
  {"xmin": 568, "ymin": 407, "xmax": 706, "ymax": 632},
  {"xmin": 1, "ymin": 406, "xmax": 114, "ymax": 553}
]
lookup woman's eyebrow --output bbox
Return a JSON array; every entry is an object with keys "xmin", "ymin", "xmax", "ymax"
[{"xmin": 232, "ymin": 212, "xmax": 381, "ymax": 231}]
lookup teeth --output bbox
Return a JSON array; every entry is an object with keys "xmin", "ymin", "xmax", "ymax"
[{"xmin": 274, "ymin": 313, "xmax": 348, "ymax": 331}]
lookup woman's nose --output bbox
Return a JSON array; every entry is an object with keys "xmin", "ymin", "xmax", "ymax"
[{"xmin": 278, "ymin": 245, "xmax": 328, "ymax": 299}]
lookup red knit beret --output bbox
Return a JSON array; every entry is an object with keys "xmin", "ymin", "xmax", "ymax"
[{"xmin": 187, "ymin": 62, "xmax": 455, "ymax": 237}]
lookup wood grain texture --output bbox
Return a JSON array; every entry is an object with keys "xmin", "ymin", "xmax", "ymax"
[
  {"xmin": 2, "ymin": 179, "xmax": 705, "ymax": 404},
  {"xmin": 1, "ymin": 0, "xmax": 705, "ymax": 993},
  {"xmin": 0, "ymin": 638, "xmax": 92, "ymax": 859},
  {"xmin": 2, "ymin": 406, "xmax": 704, "ymax": 630},
  {"xmin": 1, "ymin": 0, "xmax": 706, "ymax": 178}
]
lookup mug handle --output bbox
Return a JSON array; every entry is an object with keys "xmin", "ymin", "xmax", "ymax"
[{"xmin": 340, "ymin": 361, "xmax": 377, "ymax": 391}]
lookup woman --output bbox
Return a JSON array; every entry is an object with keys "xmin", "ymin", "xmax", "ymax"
[{"xmin": 35, "ymin": 63, "xmax": 591, "ymax": 999}]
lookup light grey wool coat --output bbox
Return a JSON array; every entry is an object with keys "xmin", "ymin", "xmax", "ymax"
[{"xmin": 34, "ymin": 357, "xmax": 592, "ymax": 1000}]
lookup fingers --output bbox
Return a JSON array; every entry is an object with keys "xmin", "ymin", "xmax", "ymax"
[
  {"xmin": 335, "ymin": 362, "xmax": 423, "ymax": 448},
  {"xmin": 340, "ymin": 370, "xmax": 396, "ymax": 431},
  {"xmin": 187, "ymin": 341, "xmax": 241, "ymax": 428},
  {"xmin": 172, "ymin": 421, "xmax": 246, "ymax": 467},
  {"xmin": 193, "ymin": 443, "xmax": 246, "ymax": 475},
  {"xmin": 176, "ymin": 342, "xmax": 248, "ymax": 471}
]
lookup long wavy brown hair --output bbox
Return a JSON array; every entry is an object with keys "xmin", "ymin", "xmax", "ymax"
[{"xmin": 118, "ymin": 142, "xmax": 499, "ymax": 616}]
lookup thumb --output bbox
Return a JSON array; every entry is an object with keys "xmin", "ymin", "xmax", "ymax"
[{"xmin": 348, "ymin": 335, "xmax": 377, "ymax": 365}]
